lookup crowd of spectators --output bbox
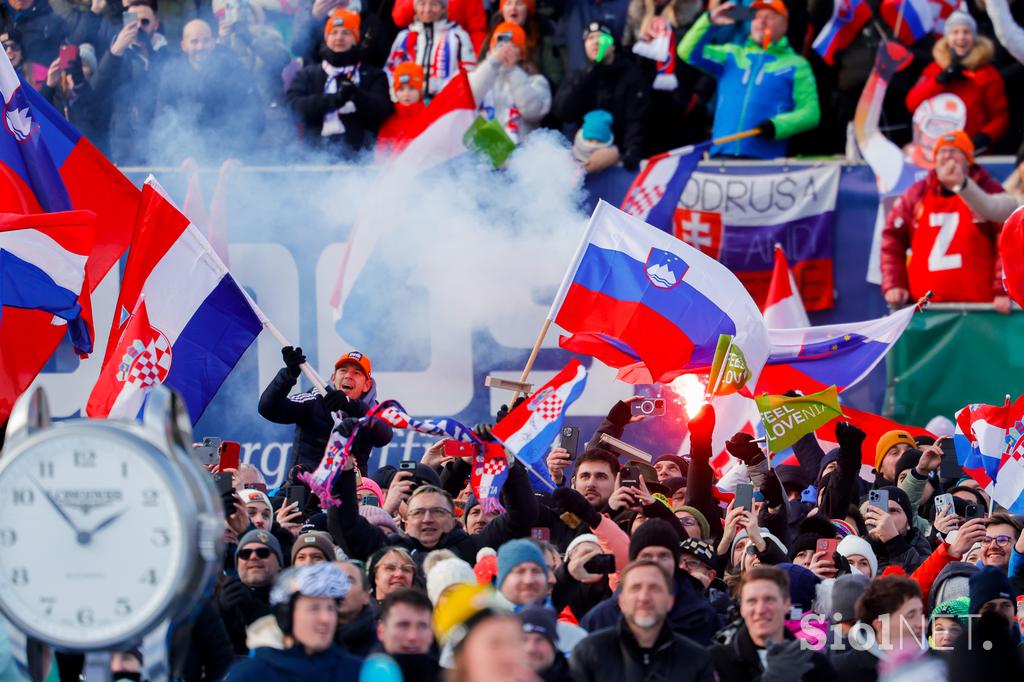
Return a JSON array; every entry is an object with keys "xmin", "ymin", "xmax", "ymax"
[
  {"xmin": 7, "ymin": 0, "xmax": 1024, "ymax": 171},
  {"xmin": 13, "ymin": 346, "xmax": 1023, "ymax": 681}
]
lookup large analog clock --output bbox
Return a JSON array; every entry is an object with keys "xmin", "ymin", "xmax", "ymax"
[{"xmin": 0, "ymin": 387, "xmax": 223, "ymax": 652}]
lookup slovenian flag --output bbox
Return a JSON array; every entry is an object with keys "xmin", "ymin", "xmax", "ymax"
[
  {"xmin": 549, "ymin": 200, "xmax": 769, "ymax": 389},
  {"xmin": 763, "ymin": 244, "xmax": 810, "ymax": 329},
  {"xmin": 491, "ymin": 359, "xmax": 588, "ymax": 471},
  {"xmin": 86, "ymin": 179, "xmax": 263, "ymax": 423},
  {"xmin": 757, "ymin": 306, "xmax": 915, "ymax": 395},
  {"xmin": 955, "ymin": 395, "xmax": 1024, "ymax": 513}
]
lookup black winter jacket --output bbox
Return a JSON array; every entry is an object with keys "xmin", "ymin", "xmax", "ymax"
[
  {"xmin": 327, "ymin": 460, "xmax": 538, "ymax": 563},
  {"xmin": 570, "ymin": 617, "xmax": 715, "ymax": 682},
  {"xmin": 711, "ymin": 623, "xmax": 834, "ymax": 682},
  {"xmin": 0, "ymin": 0, "xmax": 65, "ymax": 64},
  {"xmin": 286, "ymin": 51, "xmax": 392, "ymax": 155},
  {"xmin": 334, "ymin": 604, "xmax": 379, "ymax": 658},
  {"xmin": 258, "ymin": 367, "xmax": 393, "ymax": 475},
  {"xmin": 552, "ymin": 57, "xmax": 650, "ymax": 169}
]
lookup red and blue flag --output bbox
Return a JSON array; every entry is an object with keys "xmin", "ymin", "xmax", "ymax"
[
  {"xmin": 813, "ymin": 0, "xmax": 873, "ymax": 65},
  {"xmin": 955, "ymin": 396, "xmax": 1024, "ymax": 513}
]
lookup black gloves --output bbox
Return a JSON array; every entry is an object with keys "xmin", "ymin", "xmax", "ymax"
[
  {"xmin": 218, "ymin": 577, "xmax": 252, "ymax": 613},
  {"xmin": 326, "ymin": 80, "xmax": 355, "ymax": 109},
  {"xmin": 496, "ymin": 396, "xmax": 526, "ymax": 423},
  {"xmin": 756, "ymin": 119, "xmax": 776, "ymax": 139},
  {"xmin": 606, "ymin": 399, "xmax": 634, "ymax": 427},
  {"xmin": 726, "ymin": 432, "xmax": 765, "ymax": 466},
  {"xmin": 323, "ymin": 388, "xmax": 367, "ymax": 417},
  {"xmin": 972, "ymin": 133, "xmax": 991, "ymax": 154},
  {"xmin": 282, "ymin": 346, "xmax": 306, "ymax": 378},
  {"xmin": 936, "ymin": 62, "xmax": 964, "ymax": 84},
  {"xmin": 835, "ymin": 422, "xmax": 866, "ymax": 464},
  {"xmin": 552, "ymin": 487, "xmax": 603, "ymax": 529}
]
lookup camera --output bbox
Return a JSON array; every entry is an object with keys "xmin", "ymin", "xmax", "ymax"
[{"xmin": 630, "ymin": 398, "xmax": 666, "ymax": 417}]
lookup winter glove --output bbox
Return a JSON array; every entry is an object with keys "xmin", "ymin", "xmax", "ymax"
[
  {"xmin": 725, "ymin": 433, "xmax": 765, "ymax": 466},
  {"xmin": 936, "ymin": 62, "xmax": 964, "ymax": 84},
  {"xmin": 496, "ymin": 396, "xmax": 526, "ymax": 423},
  {"xmin": 323, "ymin": 388, "xmax": 354, "ymax": 414},
  {"xmin": 473, "ymin": 423, "xmax": 495, "ymax": 441},
  {"xmin": 755, "ymin": 119, "xmax": 776, "ymax": 139},
  {"xmin": 552, "ymin": 487, "xmax": 603, "ymax": 529},
  {"xmin": 217, "ymin": 577, "xmax": 252, "ymax": 613},
  {"xmin": 281, "ymin": 346, "xmax": 306, "ymax": 378},
  {"xmin": 835, "ymin": 422, "xmax": 866, "ymax": 464},
  {"xmin": 606, "ymin": 399, "xmax": 635, "ymax": 427},
  {"xmin": 972, "ymin": 133, "xmax": 991, "ymax": 154},
  {"xmin": 832, "ymin": 551, "xmax": 852, "ymax": 577},
  {"xmin": 687, "ymin": 404, "xmax": 716, "ymax": 462},
  {"xmin": 761, "ymin": 639, "xmax": 814, "ymax": 682}
]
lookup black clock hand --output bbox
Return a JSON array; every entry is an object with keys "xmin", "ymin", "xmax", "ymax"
[{"xmin": 31, "ymin": 478, "xmax": 89, "ymax": 544}]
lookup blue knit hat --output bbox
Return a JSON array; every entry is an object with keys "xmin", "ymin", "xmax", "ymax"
[
  {"xmin": 777, "ymin": 562, "xmax": 821, "ymax": 612},
  {"xmin": 969, "ymin": 566, "xmax": 1016, "ymax": 615},
  {"xmin": 497, "ymin": 539, "xmax": 547, "ymax": 588},
  {"xmin": 581, "ymin": 110, "xmax": 613, "ymax": 144}
]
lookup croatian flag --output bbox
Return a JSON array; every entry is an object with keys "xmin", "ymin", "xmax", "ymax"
[
  {"xmin": 491, "ymin": 359, "xmax": 588, "ymax": 469},
  {"xmin": 813, "ymin": 0, "xmax": 873, "ymax": 65},
  {"xmin": 0, "ymin": 211, "xmax": 95, "ymax": 416},
  {"xmin": 763, "ymin": 244, "xmax": 809, "ymax": 329},
  {"xmin": 549, "ymin": 201, "xmax": 769, "ymax": 389},
  {"xmin": 621, "ymin": 142, "xmax": 711, "ymax": 232},
  {"xmin": 0, "ymin": 49, "xmax": 136, "ymax": 284},
  {"xmin": 757, "ymin": 306, "xmax": 915, "ymax": 395},
  {"xmin": 86, "ymin": 179, "xmax": 263, "ymax": 423},
  {"xmin": 954, "ymin": 396, "xmax": 1024, "ymax": 513}
]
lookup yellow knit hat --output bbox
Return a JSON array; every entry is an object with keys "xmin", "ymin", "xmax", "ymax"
[
  {"xmin": 874, "ymin": 430, "xmax": 917, "ymax": 470},
  {"xmin": 433, "ymin": 584, "xmax": 509, "ymax": 649}
]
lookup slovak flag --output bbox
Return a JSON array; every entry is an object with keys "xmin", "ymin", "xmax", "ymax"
[
  {"xmin": 86, "ymin": 179, "xmax": 263, "ymax": 423},
  {"xmin": 880, "ymin": 0, "xmax": 936, "ymax": 44},
  {"xmin": 763, "ymin": 244, "xmax": 810, "ymax": 329},
  {"xmin": 954, "ymin": 395, "xmax": 1024, "ymax": 513},
  {"xmin": 0, "ymin": 210, "xmax": 95, "ymax": 417},
  {"xmin": 491, "ymin": 359, "xmax": 588, "ymax": 468},
  {"xmin": 813, "ymin": 0, "xmax": 873, "ymax": 65},
  {"xmin": 549, "ymin": 200, "xmax": 769, "ymax": 389},
  {"xmin": 757, "ymin": 306, "xmax": 915, "ymax": 395}
]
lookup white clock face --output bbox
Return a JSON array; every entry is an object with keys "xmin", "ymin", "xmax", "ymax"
[{"xmin": 0, "ymin": 429, "xmax": 188, "ymax": 649}]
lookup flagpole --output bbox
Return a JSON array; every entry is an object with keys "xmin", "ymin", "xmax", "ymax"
[
  {"xmin": 509, "ymin": 452, "xmax": 557, "ymax": 492},
  {"xmin": 914, "ymin": 290, "xmax": 934, "ymax": 313},
  {"xmin": 512, "ymin": 319, "xmax": 552, "ymax": 403}
]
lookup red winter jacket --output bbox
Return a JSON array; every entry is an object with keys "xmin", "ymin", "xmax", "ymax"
[
  {"xmin": 391, "ymin": 0, "xmax": 487, "ymax": 53},
  {"xmin": 880, "ymin": 164, "xmax": 1005, "ymax": 300},
  {"xmin": 906, "ymin": 36, "xmax": 1009, "ymax": 146},
  {"xmin": 910, "ymin": 541, "xmax": 955, "ymax": 609}
]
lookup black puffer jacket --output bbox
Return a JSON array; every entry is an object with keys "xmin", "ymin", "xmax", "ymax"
[
  {"xmin": 710, "ymin": 623, "xmax": 834, "ymax": 682},
  {"xmin": 327, "ymin": 459, "xmax": 538, "ymax": 563},
  {"xmin": 552, "ymin": 56, "xmax": 651, "ymax": 169},
  {"xmin": 570, "ymin": 617, "xmax": 715, "ymax": 682},
  {"xmin": 258, "ymin": 367, "xmax": 393, "ymax": 475},
  {"xmin": 0, "ymin": 0, "xmax": 65, "ymax": 64}
]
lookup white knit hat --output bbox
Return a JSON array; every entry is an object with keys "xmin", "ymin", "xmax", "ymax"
[
  {"xmin": 837, "ymin": 535, "xmax": 878, "ymax": 577},
  {"xmin": 944, "ymin": 10, "xmax": 977, "ymax": 36},
  {"xmin": 564, "ymin": 534, "xmax": 601, "ymax": 560},
  {"xmin": 427, "ymin": 557, "xmax": 476, "ymax": 605}
]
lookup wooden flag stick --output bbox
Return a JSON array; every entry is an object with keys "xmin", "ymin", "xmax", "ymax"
[
  {"xmin": 712, "ymin": 128, "xmax": 762, "ymax": 147},
  {"xmin": 511, "ymin": 318, "xmax": 552, "ymax": 402}
]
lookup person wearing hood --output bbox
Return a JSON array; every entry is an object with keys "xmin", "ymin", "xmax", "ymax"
[
  {"xmin": 906, "ymin": 11, "xmax": 1009, "ymax": 153},
  {"xmin": 384, "ymin": 0, "xmax": 475, "ymax": 100},
  {"xmin": 258, "ymin": 349, "xmax": 393, "ymax": 477},
  {"xmin": 861, "ymin": 485, "xmax": 932, "ymax": 573},
  {"xmin": 552, "ymin": 21, "xmax": 650, "ymax": 172},
  {"xmin": 468, "ymin": 21, "xmax": 551, "ymax": 143},
  {"xmin": 224, "ymin": 563, "xmax": 362, "ymax": 682},
  {"xmin": 286, "ymin": 9, "xmax": 393, "ymax": 155}
]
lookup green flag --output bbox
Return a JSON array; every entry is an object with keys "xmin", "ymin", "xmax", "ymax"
[
  {"xmin": 707, "ymin": 334, "xmax": 751, "ymax": 397},
  {"xmin": 755, "ymin": 386, "xmax": 844, "ymax": 452},
  {"xmin": 463, "ymin": 116, "xmax": 516, "ymax": 168}
]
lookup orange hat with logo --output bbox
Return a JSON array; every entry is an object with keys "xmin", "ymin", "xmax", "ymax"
[
  {"xmin": 334, "ymin": 350, "xmax": 371, "ymax": 376},
  {"xmin": 393, "ymin": 61, "xmax": 424, "ymax": 91},
  {"xmin": 490, "ymin": 22, "xmax": 526, "ymax": 51},
  {"xmin": 933, "ymin": 129, "xmax": 975, "ymax": 164},
  {"xmin": 751, "ymin": 0, "xmax": 788, "ymax": 16},
  {"xmin": 325, "ymin": 8, "xmax": 360, "ymax": 43}
]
